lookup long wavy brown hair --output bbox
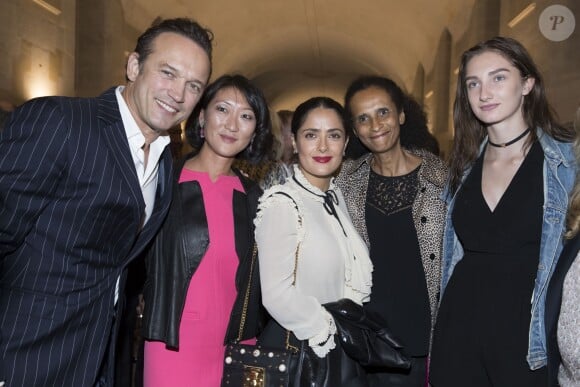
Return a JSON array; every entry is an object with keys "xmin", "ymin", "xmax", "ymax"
[
  {"xmin": 448, "ymin": 36, "xmax": 575, "ymax": 195},
  {"xmin": 565, "ymin": 115, "xmax": 580, "ymax": 239}
]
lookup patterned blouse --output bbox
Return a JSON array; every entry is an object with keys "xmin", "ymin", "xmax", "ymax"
[{"xmin": 558, "ymin": 250, "xmax": 580, "ymax": 386}]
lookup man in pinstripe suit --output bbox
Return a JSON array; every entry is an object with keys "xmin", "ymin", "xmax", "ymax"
[{"xmin": 0, "ymin": 18, "xmax": 212, "ymax": 386}]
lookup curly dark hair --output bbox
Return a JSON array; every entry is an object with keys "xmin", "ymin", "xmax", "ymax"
[
  {"xmin": 185, "ymin": 74, "xmax": 272, "ymax": 163},
  {"xmin": 343, "ymin": 75, "xmax": 439, "ymax": 158},
  {"xmin": 566, "ymin": 133, "xmax": 580, "ymax": 239},
  {"xmin": 134, "ymin": 18, "xmax": 213, "ymax": 74}
]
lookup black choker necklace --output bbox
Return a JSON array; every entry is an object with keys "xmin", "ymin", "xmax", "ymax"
[{"xmin": 488, "ymin": 128, "xmax": 531, "ymax": 148}]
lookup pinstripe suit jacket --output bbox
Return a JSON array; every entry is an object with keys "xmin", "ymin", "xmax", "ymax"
[{"xmin": 0, "ymin": 88, "xmax": 173, "ymax": 386}]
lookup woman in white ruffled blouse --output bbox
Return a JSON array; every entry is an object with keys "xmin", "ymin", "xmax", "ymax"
[{"xmin": 254, "ymin": 96, "xmax": 373, "ymax": 385}]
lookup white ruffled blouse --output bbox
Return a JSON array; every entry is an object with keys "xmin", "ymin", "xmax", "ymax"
[{"xmin": 255, "ymin": 165, "xmax": 373, "ymax": 357}]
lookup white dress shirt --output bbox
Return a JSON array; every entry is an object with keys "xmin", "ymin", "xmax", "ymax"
[
  {"xmin": 116, "ymin": 86, "xmax": 170, "ymax": 225},
  {"xmin": 113, "ymin": 86, "xmax": 170, "ymax": 302}
]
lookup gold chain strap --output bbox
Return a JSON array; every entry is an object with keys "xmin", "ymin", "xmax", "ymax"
[
  {"xmin": 286, "ymin": 203, "xmax": 303, "ymax": 352},
  {"xmin": 236, "ymin": 243, "xmax": 258, "ymax": 342},
  {"xmin": 237, "ymin": 192, "xmax": 303, "ymax": 351}
]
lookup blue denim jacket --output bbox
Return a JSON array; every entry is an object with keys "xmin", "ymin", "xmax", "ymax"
[{"xmin": 440, "ymin": 130, "xmax": 576, "ymax": 370}]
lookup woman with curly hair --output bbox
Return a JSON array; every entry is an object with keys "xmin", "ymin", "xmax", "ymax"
[{"xmin": 336, "ymin": 75, "xmax": 448, "ymax": 386}]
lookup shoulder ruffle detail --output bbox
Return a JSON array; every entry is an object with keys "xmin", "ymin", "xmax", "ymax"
[{"xmin": 254, "ymin": 184, "xmax": 306, "ymax": 245}]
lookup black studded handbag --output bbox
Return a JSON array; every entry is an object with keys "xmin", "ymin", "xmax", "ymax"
[
  {"xmin": 220, "ymin": 216, "xmax": 308, "ymax": 387},
  {"xmin": 221, "ymin": 198, "xmax": 328, "ymax": 387},
  {"xmin": 220, "ymin": 236, "xmax": 316, "ymax": 387},
  {"xmin": 221, "ymin": 341, "xmax": 300, "ymax": 387},
  {"xmin": 221, "ymin": 325, "xmax": 330, "ymax": 387}
]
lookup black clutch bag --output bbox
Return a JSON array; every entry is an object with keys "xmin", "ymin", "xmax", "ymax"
[{"xmin": 324, "ymin": 298, "xmax": 411, "ymax": 369}]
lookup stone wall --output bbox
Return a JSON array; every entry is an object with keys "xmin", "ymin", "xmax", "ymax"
[
  {"xmin": 0, "ymin": 0, "xmax": 140, "ymax": 104},
  {"xmin": 0, "ymin": 0, "xmax": 75, "ymax": 104}
]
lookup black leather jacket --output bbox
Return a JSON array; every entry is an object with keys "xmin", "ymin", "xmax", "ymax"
[{"xmin": 142, "ymin": 161, "xmax": 267, "ymax": 348}]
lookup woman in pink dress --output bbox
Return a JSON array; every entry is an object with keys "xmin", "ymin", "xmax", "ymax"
[{"xmin": 141, "ymin": 74, "xmax": 272, "ymax": 386}]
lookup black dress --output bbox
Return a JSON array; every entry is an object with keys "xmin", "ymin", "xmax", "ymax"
[
  {"xmin": 430, "ymin": 142, "xmax": 548, "ymax": 387},
  {"xmin": 365, "ymin": 166, "xmax": 431, "ymax": 386}
]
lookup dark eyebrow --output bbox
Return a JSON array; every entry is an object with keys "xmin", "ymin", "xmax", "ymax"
[
  {"xmin": 465, "ymin": 67, "xmax": 511, "ymax": 81},
  {"xmin": 213, "ymin": 99, "xmax": 233, "ymax": 106},
  {"xmin": 489, "ymin": 67, "xmax": 511, "ymax": 75},
  {"xmin": 213, "ymin": 99, "xmax": 252, "ymax": 111},
  {"xmin": 160, "ymin": 62, "xmax": 178, "ymax": 72},
  {"xmin": 161, "ymin": 62, "xmax": 206, "ymax": 87},
  {"xmin": 301, "ymin": 127, "xmax": 344, "ymax": 135}
]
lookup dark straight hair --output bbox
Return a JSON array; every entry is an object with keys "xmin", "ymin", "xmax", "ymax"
[
  {"xmin": 185, "ymin": 74, "xmax": 272, "ymax": 163},
  {"xmin": 291, "ymin": 96, "xmax": 349, "ymax": 137},
  {"xmin": 134, "ymin": 18, "xmax": 213, "ymax": 73}
]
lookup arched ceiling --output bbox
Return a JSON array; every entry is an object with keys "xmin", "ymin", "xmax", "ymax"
[{"xmin": 120, "ymin": 0, "xmax": 475, "ymax": 111}]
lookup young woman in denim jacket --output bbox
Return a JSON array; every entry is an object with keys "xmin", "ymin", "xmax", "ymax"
[{"xmin": 430, "ymin": 37, "xmax": 576, "ymax": 387}]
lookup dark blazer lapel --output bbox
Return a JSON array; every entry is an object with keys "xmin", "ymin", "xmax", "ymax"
[
  {"xmin": 142, "ymin": 147, "xmax": 173, "ymax": 233},
  {"xmin": 233, "ymin": 171, "xmax": 261, "ymax": 261},
  {"xmin": 125, "ymin": 147, "xmax": 173, "ymax": 265},
  {"xmin": 233, "ymin": 190, "xmax": 250, "ymax": 261},
  {"xmin": 97, "ymin": 87, "xmax": 143, "ymax": 207}
]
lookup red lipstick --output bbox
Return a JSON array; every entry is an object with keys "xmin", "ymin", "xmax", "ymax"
[{"xmin": 313, "ymin": 156, "xmax": 332, "ymax": 163}]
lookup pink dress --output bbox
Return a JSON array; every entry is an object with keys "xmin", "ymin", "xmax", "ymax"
[{"xmin": 144, "ymin": 169, "xmax": 245, "ymax": 386}]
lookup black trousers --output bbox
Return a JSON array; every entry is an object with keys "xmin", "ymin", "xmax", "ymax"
[{"xmin": 114, "ymin": 257, "xmax": 146, "ymax": 387}]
